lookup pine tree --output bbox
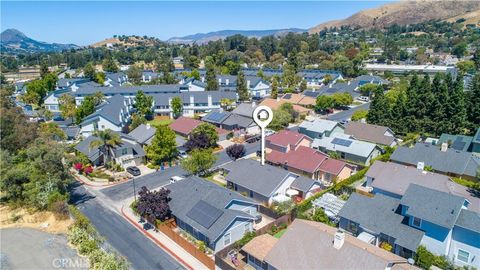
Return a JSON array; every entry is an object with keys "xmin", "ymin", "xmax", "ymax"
[
  {"xmin": 417, "ymin": 75, "xmax": 433, "ymax": 133},
  {"xmin": 404, "ymin": 74, "xmax": 420, "ymax": 132},
  {"xmin": 430, "ymin": 73, "xmax": 448, "ymax": 135},
  {"xmin": 366, "ymin": 86, "xmax": 389, "ymax": 126},
  {"xmin": 447, "ymin": 75, "xmax": 467, "ymax": 134},
  {"xmin": 466, "ymin": 74, "xmax": 480, "ymax": 133},
  {"xmin": 271, "ymin": 76, "xmax": 279, "ymax": 99},
  {"xmin": 390, "ymin": 90, "xmax": 407, "ymax": 134},
  {"xmin": 237, "ymin": 71, "xmax": 250, "ymax": 101},
  {"xmin": 205, "ymin": 58, "xmax": 218, "ymax": 91}
]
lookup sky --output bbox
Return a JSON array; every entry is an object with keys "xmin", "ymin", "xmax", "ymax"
[{"xmin": 1, "ymin": 1, "xmax": 391, "ymax": 46}]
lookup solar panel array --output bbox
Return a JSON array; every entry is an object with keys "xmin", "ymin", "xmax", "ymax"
[
  {"xmin": 451, "ymin": 137, "xmax": 467, "ymax": 151},
  {"xmin": 186, "ymin": 200, "xmax": 223, "ymax": 229},
  {"xmin": 206, "ymin": 111, "xmax": 227, "ymax": 122},
  {"xmin": 332, "ymin": 137, "xmax": 353, "ymax": 147},
  {"xmin": 283, "ymin": 93, "xmax": 292, "ymax": 99}
]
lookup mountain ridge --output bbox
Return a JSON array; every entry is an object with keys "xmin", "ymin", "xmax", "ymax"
[{"xmin": 1, "ymin": 28, "xmax": 79, "ymax": 54}]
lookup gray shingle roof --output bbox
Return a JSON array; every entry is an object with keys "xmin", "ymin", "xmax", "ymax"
[
  {"xmin": 455, "ymin": 209, "xmax": 480, "ymax": 233},
  {"xmin": 231, "ymin": 103, "xmax": 256, "ymax": 118},
  {"xmin": 81, "ymin": 94, "xmax": 129, "ymax": 126},
  {"xmin": 152, "ymin": 91, "xmax": 237, "ymax": 106},
  {"xmin": 339, "ymin": 193, "xmax": 424, "ymax": 252},
  {"xmin": 400, "ymin": 184, "xmax": 465, "ymax": 229},
  {"xmin": 344, "ymin": 122, "xmax": 396, "ymax": 146},
  {"xmin": 221, "ymin": 114, "xmax": 254, "ymax": 129},
  {"xmin": 222, "ymin": 159, "xmax": 292, "ymax": 197},
  {"xmin": 128, "ymin": 124, "xmax": 156, "ymax": 145},
  {"xmin": 290, "ymin": 177, "xmax": 317, "ymax": 193},
  {"xmin": 74, "ymin": 84, "xmax": 183, "ymax": 96},
  {"xmin": 166, "ymin": 176, "xmax": 256, "ymax": 242},
  {"xmin": 390, "ymin": 143, "xmax": 480, "ymax": 178}
]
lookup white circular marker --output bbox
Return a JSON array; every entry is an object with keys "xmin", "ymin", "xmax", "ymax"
[{"xmin": 252, "ymin": 106, "xmax": 273, "ymax": 128}]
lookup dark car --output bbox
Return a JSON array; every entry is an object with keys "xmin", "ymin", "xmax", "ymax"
[{"xmin": 126, "ymin": 166, "xmax": 141, "ymax": 176}]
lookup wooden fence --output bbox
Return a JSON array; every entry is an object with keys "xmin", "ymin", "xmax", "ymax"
[{"xmin": 155, "ymin": 220, "xmax": 216, "ymax": 270}]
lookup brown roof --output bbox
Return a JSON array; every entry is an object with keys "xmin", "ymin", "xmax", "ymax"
[
  {"xmin": 169, "ymin": 117, "xmax": 202, "ymax": 136},
  {"xmin": 319, "ymin": 158, "xmax": 349, "ymax": 176},
  {"xmin": 260, "ymin": 98, "xmax": 311, "ymax": 114},
  {"xmin": 267, "ymin": 146, "xmax": 329, "ymax": 174},
  {"xmin": 345, "ymin": 121, "xmax": 396, "ymax": 146},
  {"xmin": 264, "ymin": 219, "xmax": 419, "ymax": 270},
  {"xmin": 266, "ymin": 130, "xmax": 312, "ymax": 149},
  {"xmin": 241, "ymin": 234, "xmax": 278, "ymax": 261},
  {"xmin": 281, "ymin": 93, "xmax": 316, "ymax": 106}
]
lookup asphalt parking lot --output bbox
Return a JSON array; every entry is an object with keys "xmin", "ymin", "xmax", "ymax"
[{"xmin": 0, "ymin": 228, "xmax": 88, "ymax": 270}]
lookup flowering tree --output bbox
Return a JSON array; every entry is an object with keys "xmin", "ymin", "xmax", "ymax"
[
  {"xmin": 84, "ymin": 166, "xmax": 93, "ymax": 175},
  {"xmin": 226, "ymin": 144, "xmax": 246, "ymax": 161},
  {"xmin": 136, "ymin": 186, "xmax": 171, "ymax": 223},
  {"xmin": 74, "ymin": 163, "xmax": 83, "ymax": 172}
]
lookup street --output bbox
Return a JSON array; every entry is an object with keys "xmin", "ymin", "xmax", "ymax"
[
  {"xmin": 327, "ymin": 102, "xmax": 370, "ymax": 121},
  {"xmin": 69, "ymin": 141, "xmax": 260, "ymax": 269}
]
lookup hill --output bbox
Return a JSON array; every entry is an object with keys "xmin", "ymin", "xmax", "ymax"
[
  {"xmin": 0, "ymin": 29, "xmax": 79, "ymax": 54},
  {"xmin": 309, "ymin": 0, "xmax": 480, "ymax": 33},
  {"xmin": 167, "ymin": 28, "xmax": 306, "ymax": 44},
  {"xmin": 90, "ymin": 36, "xmax": 162, "ymax": 48},
  {"xmin": 445, "ymin": 9, "xmax": 480, "ymax": 27}
]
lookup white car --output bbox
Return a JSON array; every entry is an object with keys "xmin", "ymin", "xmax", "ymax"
[
  {"xmin": 170, "ymin": 176, "xmax": 184, "ymax": 183},
  {"xmin": 358, "ymin": 96, "xmax": 370, "ymax": 102}
]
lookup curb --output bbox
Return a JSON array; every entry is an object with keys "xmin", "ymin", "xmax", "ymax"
[
  {"xmin": 71, "ymin": 171, "xmax": 129, "ymax": 188},
  {"xmin": 120, "ymin": 206, "xmax": 194, "ymax": 270}
]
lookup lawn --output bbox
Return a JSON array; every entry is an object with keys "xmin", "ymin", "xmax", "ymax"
[
  {"xmin": 273, "ymin": 229, "xmax": 287, "ymax": 239},
  {"xmin": 147, "ymin": 118, "xmax": 173, "ymax": 127}
]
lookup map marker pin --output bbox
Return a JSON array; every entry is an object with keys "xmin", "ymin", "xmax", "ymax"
[{"xmin": 253, "ymin": 105, "xmax": 273, "ymax": 165}]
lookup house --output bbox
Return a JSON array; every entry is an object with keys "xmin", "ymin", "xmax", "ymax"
[
  {"xmin": 128, "ymin": 124, "xmax": 156, "ymax": 146},
  {"xmin": 365, "ymin": 63, "xmax": 457, "ymax": 75},
  {"xmin": 221, "ymin": 159, "xmax": 321, "ymax": 205},
  {"xmin": 242, "ymin": 219, "xmax": 418, "ymax": 270},
  {"xmin": 312, "ymin": 133, "xmax": 381, "ymax": 165},
  {"xmin": 169, "ymin": 116, "xmax": 229, "ymax": 141},
  {"xmin": 74, "ymin": 132, "xmax": 145, "ymax": 168},
  {"xmin": 339, "ymin": 185, "xmax": 480, "ymax": 268},
  {"xmin": 104, "ymin": 72, "xmax": 129, "ymax": 87},
  {"xmin": 298, "ymin": 118, "xmax": 345, "ymax": 139},
  {"xmin": 267, "ymin": 146, "xmax": 352, "ymax": 184},
  {"xmin": 259, "ymin": 98, "xmax": 312, "ymax": 116},
  {"xmin": 344, "ymin": 121, "xmax": 397, "ymax": 147},
  {"xmin": 390, "ymin": 143, "xmax": 480, "ymax": 180},
  {"xmin": 166, "ymin": 176, "xmax": 258, "ymax": 253},
  {"xmin": 438, "ymin": 132, "xmax": 475, "ymax": 153},
  {"xmin": 265, "ymin": 130, "xmax": 312, "ymax": 153},
  {"xmin": 279, "ymin": 93, "xmax": 316, "ymax": 108},
  {"xmin": 202, "ymin": 103, "xmax": 260, "ymax": 135},
  {"xmin": 215, "ymin": 75, "xmax": 271, "ymax": 98},
  {"xmin": 79, "ymin": 94, "xmax": 134, "ymax": 137},
  {"xmin": 472, "ymin": 128, "xmax": 480, "ymax": 154},
  {"xmin": 364, "ymin": 161, "xmax": 480, "ymax": 212},
  {"xmin": 182, "ymin": 78, "xmax": 207, "ymax": 92},
  {"xmin": 305, "ymin": 74, "xmax": 389, "ymax": 99}
]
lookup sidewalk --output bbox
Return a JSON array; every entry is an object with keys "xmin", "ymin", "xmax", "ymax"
[
  {"xmin": 70, "ymin": 169, "xmax": 129, "ymax": 188},
  {"xmin": 121, "ymin": 200, "xmax": 210, "ymax": 270}
]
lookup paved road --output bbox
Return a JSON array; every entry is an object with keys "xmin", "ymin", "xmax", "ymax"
[
  {"xmin": 1, "ymin": 228, "xmax": 87, "ymax": 270},
  {"xmin": 69, "ymin": 182, "xmax": 185, "ymax": 270},
  {"xmin": 327, "ymin": 102, "xmax": 370, "ymax": 121},
  {"xmin": 101, "ymin": 141, "xmax": 260, "ymax": 202}
]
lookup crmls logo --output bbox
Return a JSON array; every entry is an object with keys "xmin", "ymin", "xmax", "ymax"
[{"xmin": 52, "ymin": 258, "xmax": 90, "ymax": 269}]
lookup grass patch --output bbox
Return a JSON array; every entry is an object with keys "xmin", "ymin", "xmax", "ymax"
[
  {"xmin": 273, "ymin": 229, "xmax": 287, "ymax": 239},
  {"xmin": 148, "ymin": 118, "xmax": 173, "ymax": 127},
  {"xmin": 452, "ymin": 177, "xmax": 479, "ymax": 189},
  {"xmin": 203, "ymin": 173, "xmax": 226, "ymax": 187}
]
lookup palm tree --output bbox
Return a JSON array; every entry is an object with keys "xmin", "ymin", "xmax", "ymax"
[{"xmin": 89, "ymin": 129, "xmax": 122, "ymax": 166}]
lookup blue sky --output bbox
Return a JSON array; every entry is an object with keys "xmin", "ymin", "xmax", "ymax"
[{"xmin": 1, "ymin": 1, "xmax": 391, "ymax": 46}]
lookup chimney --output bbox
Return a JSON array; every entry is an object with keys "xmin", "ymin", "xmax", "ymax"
[
  {"xmin": 218, "ymin": 78, "xmax": 222, "ymax": 85},
  {"xmin": 247, "ymin": 80, "xmax": 251, "ymax": 88},
  {"xmin": 441, "ymin": 142, "xmax": 448, "ymax": 152},
  {"xmin": 146, "ymin": 123, "xmax": 151, "ymax": 129},
  {"xmin": 251, "ymin": 101, "xmax": 256, "ymax": 107},
  {"xmin": 348, "ymin": 81, "xmax": 351, "ymax": 85},
  {"xmin": 208, "ymin": 95, "xmax": 212, "ymax": 106},
  {"xmin": 226, "ymin": 79, "xmax": 229, "ymax": 85},
  {"xmin": 417, "ymin": 162, "xmax": 425, "ymax": 170},
  {"xmin": 201, "ymin": 77, "xmax": 205, "ymax": 83},
  {"xmin": 329, "ymin": 84, "xmax": 332, "ymax": 88},
  {"xmin": 142, "ymin": 74, "xmax": 145, "ymax": 82},
  {"xmin": 333, "ymin": 230, "xmax": 345, "ymax": 250}
]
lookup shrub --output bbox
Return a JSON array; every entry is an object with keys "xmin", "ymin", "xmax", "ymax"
[
  {"xmin": 198, "ymin": 241, "xmax": 206, "ymax": 253},
  {"xmin": 312, "ymin": 208, "xmax": 334, "ymax": 226},
  {"xmin": 415, "ymin": 246, "xmax": 435, "ymax": 269},
  {"xmin": 50, "ymin": 201, "xmax": 70, "ymax": 220},
  {"xmin": 84, "ymin": 166, "xmax": 93, "ymax": 175},
  {"xmin": 74, "ymin": 163, "xmax": 83, "ymax": 172},
  {"xmin": 234, "ymin": 231, "xmax": 256, "ymax": 249},
  {"xmin": 380, "ymin": 242, "xmax": 393, "ymax": 252}
]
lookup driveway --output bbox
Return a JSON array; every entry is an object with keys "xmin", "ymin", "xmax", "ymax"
[{"xmin": 0, "ymin": 228, "xmax": 88, "ymax": 270}]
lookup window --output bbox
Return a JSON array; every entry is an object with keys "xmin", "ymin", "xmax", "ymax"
[
  {"xmin": 122, "ymin": 149, "xmax": 128, "ymax": 155},
  {"xmin": 223, "ymin": 232, "xmax": 231, "ymax": 246},
  {"xmin": 249, "ymin": 190, "xmax": 253, "ymax": 198},
  {"xmin": 412, "ymin": 217, "xmax": 422, "ymax": 228},
  {"xmin": 457, "ymin": 249, "xmax": 470, "ymax": 263}
]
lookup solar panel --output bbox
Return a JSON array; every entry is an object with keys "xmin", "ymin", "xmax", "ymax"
[
  {"xmin": 186, "ymin": 200, "xmax": 223, "ymax": 229},
  {"xmin": 451, "ymin": 141, "xmax": 466, "ymax": 151},
  {"xmin": 332, "ymin": 138, "xmax": 353, "ymax": 147},
  {"xmin": 207, "ymin": 111, "xmax": 226, "ymax": 122},
  {"xmin": 283, "ymin": 94, "xmax": 292, "ymax": 99}
]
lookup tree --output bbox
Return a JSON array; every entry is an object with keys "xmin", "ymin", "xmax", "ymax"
[
  {"xmin": 237, "ymin": 71, "xmax": 250, "ymax": 101},
  {"xmin": 414, "ymin": 246, "xmax": 435, "ymax": 270},
  {"xmin": 83, "ymin": 63, "xmax": 96, "ymax": 81},
  {"xmin": 89, "ymin": 129, "xmax": 122, "ymax": 165},
  {"xmin": 189, "ymin": 69, "xmax": 201, "ymax": 80},
  {"xmin": 59, "ymin": 94, "xmax": 76, "ymax": 121},
  {"xmin": 95, "ymin": 72, "xmax": 106, "ymax": 85},
  {"xmin": 331, "ymin": 92, "xmax": 353, "ymax": 108},
  {"xmin": 315, "ymin": 95, "xmax": 334, "ymax": 113},
  {"xmin": 146, "ymin": 125, "xmax": 178, "ymax": 165},
  {"xmin": 39, "ymin": 122, "xmax": 66, "ymax": 140},
  {"xmin": 24, "ymin": 80, "xmax": 47, "ymax": 105},
  {"xmin": 205, "ymin": 57, "xmax": 218, "ymax": 91},
  {"xmin": 456, "ymin": 60, "xmax": 476, "ymax": 74},
  {"xmin": 171, "ymin": 96, "xmax": 183, "ymax": 119},
  {"xmin": 446, "ymin": 76, "xmax": 467, "ymax": 134},
  {"xmin": 102, "ymin": 57, "xmax": 118, "ymax": 72},
  {"xmin": 358, "ymin": 83, "xmax": 378, "ymax": 97},
  {"xmin": 268, "ymin": 109, "xmax": 292, "ymax": 131},
  {"xmin": 137, "ymin": 186, "xmax": 171, "ymax": 223},
  {"xmin": 75, "ymin": 96, "xmax": 96, "ymax": 124},
  {"xmin": 466, "ymin": 74, "xmax": 480, "ymax": 132},
  {"xmin": 299, "ymin": 80, "xmax": 307, "ymax": 92},
  {"xmin": 181, "ymin": 148, "xmax": 217, "ymax": 176},
  {"xmin": 184, "ymin": 132, "xmax": 212, "ymax": 151},
  {"xmin": 323, "ymin": 74, "xmax": 333, "ymax": 85},
  {"xmin": 129, "ymin": 113, "xmax": 147, "ymax": 131},
  {"xmin": 220, "ymin": 98, "xmax": 234, "ymax": 111},
  {"xmin": 40, "ymin": 62, "xmax": 49, "ymax": 78},
  {"xmin": 351, "ymin": 109, "xmax": 368, "ymax": 121},
  {"xmin": 367, "ymin": 86, "xmax": 389, "ymax": 126},
  {"xmin": 127, "ymin": 65, "xmax": 142, "ymax": 85},
  {"xmin": 190, "ymin": 123, "xmax": 218, "ymax": 148},
  {"xmin": 271, "ymin": 76, "xmax": 279, "ymax": 99},
  {"xmin": 134, "ymin": 91, "xmax": 153, "ymax": 119},
  {"xmin": 226, "ymin": 144, "xmax": 246, "ymax": 161},
  {"xmin": 282, "ymin": 63, "xmax": 299, "ymax": 91}
]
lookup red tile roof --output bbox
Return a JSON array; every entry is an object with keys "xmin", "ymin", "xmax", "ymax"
[
  {"xmin": 169, "ymin": 117, "xmax": 202, "ymax": 136},
  {"xmin": 266, "ymin": 130, "xmax": 312, "ymax": 149},
  {"xmin": 267, "ymin": 146, "xmax": 328, "ymax": 174},
  {"xmin": 319, "ymin": 158, "xmax": 347, "ymax": 175}
]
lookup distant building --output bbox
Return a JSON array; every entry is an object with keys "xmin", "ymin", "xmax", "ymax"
[{"xmin": 365, "ymin": 63, "xmax": 457, "ymax": 75}]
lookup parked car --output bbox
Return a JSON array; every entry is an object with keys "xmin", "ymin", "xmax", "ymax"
[
  {"xmin": 358, "ymin": 96, "xmax": 370, "ymax": 102},
  {"xmin": 127, "ymin": 166, "xmax": 141, "ymax": 176},
  {"xmin": 170, "ymin": 176, "xmax": 184, "ymax": 183},
  {"xmin": 178, "ymin": 150, "xmax": 188, "ymax": 159}
]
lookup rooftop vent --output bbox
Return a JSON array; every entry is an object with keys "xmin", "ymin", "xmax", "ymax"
[{"xmin": 333, "ymin": 230, "xmax": 345, "ymax": 250}]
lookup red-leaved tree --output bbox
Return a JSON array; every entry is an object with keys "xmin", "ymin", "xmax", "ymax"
[
  {"xmin": 84, "ymin": 166, "xmax": 93, "ymax": 175},
  {"xmin": 226, "ymin": 144, "xmax": 246, "ymax": 161},
  {"xmin": 74, "ymin": 163, "xmax": 83, "ymax": 172},
  {"xmin": 136, "ymin": 186, "xmax": 171, "ymax": 223}
]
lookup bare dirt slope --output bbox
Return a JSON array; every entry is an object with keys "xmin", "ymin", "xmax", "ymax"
[{"xmin": 309, "ymin": 0, "xmax": 480, "ymax": 33}]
